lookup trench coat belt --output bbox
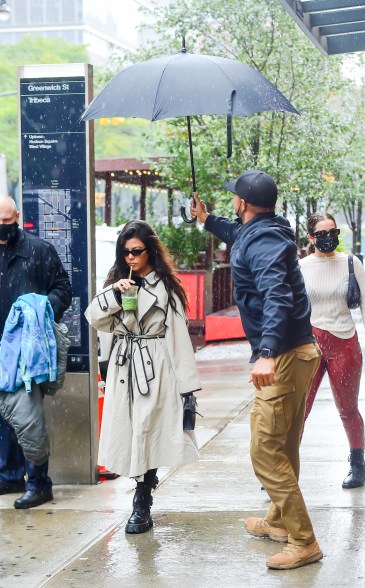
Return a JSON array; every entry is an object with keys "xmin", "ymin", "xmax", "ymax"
[{"xmin": 116, "ymin": 332, "xmax": 165, "ymax": 397}]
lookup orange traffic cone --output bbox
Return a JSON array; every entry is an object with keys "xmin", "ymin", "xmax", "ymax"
[{"xmin": 97, "ymin": 369, "xmax": 119, "ymax": 480}]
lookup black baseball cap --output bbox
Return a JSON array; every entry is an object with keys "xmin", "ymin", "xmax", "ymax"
[{"xmin": 223, "ymin": 170, "xmax": 278, "ymax": 208}]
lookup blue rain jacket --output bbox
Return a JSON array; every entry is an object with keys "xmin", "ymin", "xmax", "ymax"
[{"xmin": 0, "ymin": 293, "xmax": 57, "ymax": 393}]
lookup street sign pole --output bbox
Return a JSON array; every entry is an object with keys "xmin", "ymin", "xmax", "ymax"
[{"xmin": 18, "ymin": 63, "xmax": 98, "ymax": 484}]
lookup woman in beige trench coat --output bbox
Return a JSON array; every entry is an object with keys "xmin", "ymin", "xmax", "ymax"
[{"xmin": 85, "ymin": 220, "xmax": 201, "ymax": 534}]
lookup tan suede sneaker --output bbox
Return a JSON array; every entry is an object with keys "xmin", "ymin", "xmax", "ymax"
[
  {"xmin": 244, "ymin": 517, "xmax": 288, "ymax": 542},
  {"xmin": 266, "ymin": 540, "xmax": 323, "ymax": 570}
]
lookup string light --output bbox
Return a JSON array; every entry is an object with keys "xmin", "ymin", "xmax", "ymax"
[{"xmin": 0, "ymin": 1, "xmax": 11, "ymax": 22}]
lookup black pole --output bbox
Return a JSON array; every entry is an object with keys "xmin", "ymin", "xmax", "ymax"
[
  {"xmin": 187, "ymin": 116, "xmax": 197, "ymax": 192},
  {"xmin": 180, "ymin": 115, "xmax": 197, "ymax": 223},
  {"xmin": 179, "ymin": 35, "xmax": 197, "ymax": 223}
]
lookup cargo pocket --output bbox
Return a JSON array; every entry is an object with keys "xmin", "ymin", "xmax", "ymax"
[
  {"xmin": 255, "ymin": 381, "xmax": 295, "ymax": 401},
  {"xmin": 252, "ymin": 394, "xmax": 288, "ymax": 442},
  {"xmin": 295, "ymin": 344, "xmax": 320, "ymax": 362}
]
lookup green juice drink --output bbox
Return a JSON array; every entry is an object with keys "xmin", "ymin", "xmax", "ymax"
[
  {"xmin": 122, "ymin": 285, "xmax": 138, "ymax": 311},
  {"xmin": 122, "ymin": 296, "xmax": 137, "ymax": 311}
]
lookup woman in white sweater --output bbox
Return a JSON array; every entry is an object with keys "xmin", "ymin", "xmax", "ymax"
[{"xmin": 300, "ymin": 211, "xmax": 365, "ymax": 489}]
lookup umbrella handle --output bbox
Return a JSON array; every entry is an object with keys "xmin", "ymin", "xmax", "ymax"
[{"xmin": 180, "ymin": 199, "xmax": 197, "ymax": 224}]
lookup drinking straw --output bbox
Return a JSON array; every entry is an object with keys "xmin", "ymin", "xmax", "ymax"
[{"xmin": 129, "ymin": 266, "xmax": 133, "ymax": 280}]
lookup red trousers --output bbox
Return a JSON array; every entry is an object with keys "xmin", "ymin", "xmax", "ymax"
[{"xmin": 305, "ymin": 327, "xmax": 364, "ymax": 449}]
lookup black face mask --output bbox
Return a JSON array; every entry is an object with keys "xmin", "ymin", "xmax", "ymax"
[
  {"xmin": 0, "ymin": 222, "xmax": 19, "ymax": 242},
  {"xmin": 315, "ymin": 236, "xmax": 339, "ymax": 254}
]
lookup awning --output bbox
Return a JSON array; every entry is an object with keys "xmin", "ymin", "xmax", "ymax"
[{"xmin": 277, "ymin": 1, "xmax": 365, "ymax": 54}]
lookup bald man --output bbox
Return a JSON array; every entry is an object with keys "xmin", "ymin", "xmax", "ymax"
[{"xmin": 0, "ymin": 195, "xmax": 72, "ymax": 508}]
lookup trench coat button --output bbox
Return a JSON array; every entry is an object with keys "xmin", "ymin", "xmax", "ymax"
[
  {"xmin": 120, "ymin": 379, "xmax": 124, "ymax": 383},
  {"xmin": 147, "ymin": 361, "xmax": 151, "ymax": 365}
]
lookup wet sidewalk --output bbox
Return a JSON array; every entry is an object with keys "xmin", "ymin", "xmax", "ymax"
[{"xmin": 1, "ymin": 318, "xmax": 365, "ymax": 587}]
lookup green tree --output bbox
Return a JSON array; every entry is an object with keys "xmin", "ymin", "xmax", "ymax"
[
  {"xmin": 328, "ymin": 59, "xmax": 365, "ymax": 255},
  {"xmin": 94, "ymin": 117, "xmax": 156, "ymax": 160}
]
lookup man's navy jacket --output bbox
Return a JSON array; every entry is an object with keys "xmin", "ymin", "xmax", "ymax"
[{"xmin": 205, "ymin": 212, "xmax": 314, "ymax": 361}]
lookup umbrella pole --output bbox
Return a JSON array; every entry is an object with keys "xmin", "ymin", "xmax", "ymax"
[
  {"xmin": 180, "ymin": 115, "xmax": 197, "ymax": 223},
  {"xmin": 187, "ymin": 116, "xmax": 197, "ymax": 192}
]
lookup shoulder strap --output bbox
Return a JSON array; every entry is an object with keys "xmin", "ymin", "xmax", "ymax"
[{"xmin": 348, "ymin": 254, "xmax": 354, "ymax": 275}]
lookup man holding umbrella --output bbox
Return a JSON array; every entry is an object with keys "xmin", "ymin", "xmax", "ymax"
[{"xmin": 190, "ymin": 170, "xmax": 323, "ymax": 570}]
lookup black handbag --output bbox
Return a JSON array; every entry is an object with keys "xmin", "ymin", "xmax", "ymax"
[
  {"xmin": 347, "ymin": 255, "xmax": 361, "ymax": 309},
  {"xmin": 182, "ymin": 393, "xmax": 202, "ymax": 430}
]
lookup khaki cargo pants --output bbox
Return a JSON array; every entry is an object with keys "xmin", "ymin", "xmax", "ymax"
[{"xmin": 250, "ymin": 343, "xmax": 320, "ymax": 546}]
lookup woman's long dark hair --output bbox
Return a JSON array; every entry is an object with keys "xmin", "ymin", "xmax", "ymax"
[
  {"xmin": 104, "ymin": 220, "xmax": 187, "ymax": 313},
  {"xmin": 306, "ymin": 211, "xmax": 337, "ymax": 255}
]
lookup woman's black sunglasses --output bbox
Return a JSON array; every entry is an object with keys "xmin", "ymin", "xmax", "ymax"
[
  {"xmin": 122, "ymin": 248, "xmax": 147, "ymax": 257},
  {"xmin": 311, "ymin": 228, "xmax": 340, "ymax": 239}
]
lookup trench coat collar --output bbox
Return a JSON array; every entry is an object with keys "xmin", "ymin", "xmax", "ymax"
[
  {"xmin": 136, "ymin": 272, "xmax": 168, "ymax": 326},
  {"xmin": 142, "ymin": 271, "xmax": 161, "ymax": 286}
]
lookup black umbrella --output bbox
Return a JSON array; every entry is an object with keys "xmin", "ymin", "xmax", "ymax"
[{"xmin": 82, "ymin": 39, "xmax": 299, "ymax": 222}]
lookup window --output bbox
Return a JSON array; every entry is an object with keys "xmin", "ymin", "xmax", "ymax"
[
  {"xmin": 13, "ymin": 0, "xmax": 28, "ymax": 25},
  {"xmin": 76, "ymin": 0, "xmax": 83, "ymax": 22},
  {"xmin": 46, "ymin": 0, "xmax": 60, "ymax": 23},
  {"xmin": 29, "ymin": 0, "xmax": 44, "ymax": 24}
]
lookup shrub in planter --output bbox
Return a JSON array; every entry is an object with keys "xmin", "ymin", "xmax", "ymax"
[{"xmin": 153, "ymin": 224, "xmax": 209, "ymax": 269}]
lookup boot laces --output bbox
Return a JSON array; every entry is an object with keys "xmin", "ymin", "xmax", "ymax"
[
  {"xmin": 253, "ymin": 519, "xmax": 270, "ymax": 532},
  {"xmin": 348, "ymin": 453, "xmax": 365, "ymax": 467},
  {"xmin": 281, "ymin": 544, "xmax": 302, "ymax": 555}
]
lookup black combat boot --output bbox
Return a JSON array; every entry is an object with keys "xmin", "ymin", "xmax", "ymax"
[
  {"xmin": 125, "ymin": 469, "xmax": 158, "ymax": 534},
  {"xmin": 342, "ymin": 449, "xmax": 365, "ymax": 489}
]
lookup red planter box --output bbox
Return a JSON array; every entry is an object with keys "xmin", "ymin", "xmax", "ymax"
[
  {"xmin": 205, "ymin": 308, "xmax": 245, "ymax": 342},
  {"xmin": 176, "ymin": 270, "xmax": 205, "ymax": 325}
]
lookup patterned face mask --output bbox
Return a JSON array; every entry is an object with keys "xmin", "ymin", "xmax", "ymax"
[{"xmin": 314, "ymin": 235, "xmax": 339, "ymax": 254}]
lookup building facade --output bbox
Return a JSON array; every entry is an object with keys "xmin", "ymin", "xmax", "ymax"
[{"xmin": 0, "ymin": 0, "xmax": 153, "ymax": 64}]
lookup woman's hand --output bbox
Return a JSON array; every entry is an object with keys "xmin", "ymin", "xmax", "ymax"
[{"xmin": 113, "ymin": 278, "xmax": 135, "ymax": 292}]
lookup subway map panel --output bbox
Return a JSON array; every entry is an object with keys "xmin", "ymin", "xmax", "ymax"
[
  {"xmin": 37, "ymin": 188, "xmax": 72, "ymax": 275},
  {"xmin": 20, "ymin": 75, "xmax": 89, "ymax": 371}
]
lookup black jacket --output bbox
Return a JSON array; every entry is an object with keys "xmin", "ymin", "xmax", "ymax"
[
  {"xmin": 0, "ymin": 229, "xmax": 72, "ymax": 339},
  {"xmin": 205, "ymin": 213, "xmax": 314, "ymax": 361}
]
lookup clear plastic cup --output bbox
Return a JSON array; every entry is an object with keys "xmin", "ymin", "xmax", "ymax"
[{"xmin": 121, "ymin": 285, "xmax": 138, "ymax": 311}]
